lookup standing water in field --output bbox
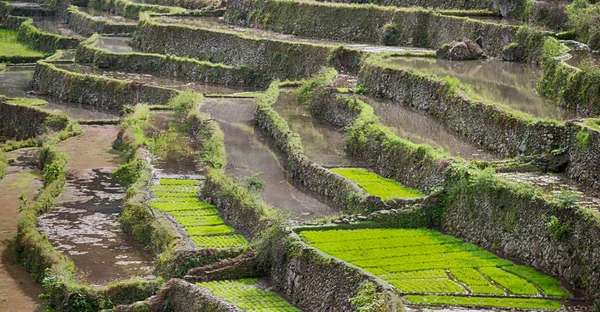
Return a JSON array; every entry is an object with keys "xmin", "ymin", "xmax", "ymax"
[
  {"xmin": 271, "ymin": 90, "xmax": 354, "ymax": 166},
  {"xmin": 0, "ymin": 149, "xmax": 43, "ymax": 310},
  {"xmin": 383, "ymin": 57, "xmax": 579, "ymax": 120},
  {"xmin": 362, "ymin": 96, "xmax": 499, "ymax": 161},
  {"xmin": 37, "ymin": 126, "xmax": 153, "ymax": 285},
  {"xmin": 200, "ymin": 97, "xmax": 338, "ymax": 220}
]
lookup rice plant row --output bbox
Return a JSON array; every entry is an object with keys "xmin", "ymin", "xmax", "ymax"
[
  {"xmin": 299, "ymin": 228, "xmax": 571, "ymax": 305},
  {"xmin": 330, "ymin": 168, "xmax": 425, "ymax": 200},
  {"xmin": 406, "ymin": 295, "xmax": 563, "ymax": 310},
  {"xmin": 197, "ymin": 279, "xmax": 300, "ymax": 311},
  {"xmin": 149, "ymin": 179, "xmax": 248, "ymax": 249}
]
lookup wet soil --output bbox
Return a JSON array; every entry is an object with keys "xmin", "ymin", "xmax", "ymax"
[
  {"xmin": 384, "ymin": 57, "xmax": 579, "ymax": 120},
  {"xmin": 37, "ymin": 126, "xmax": 153, "ymax": 285},
  {"xmin": 496, "ymin": 172, "xmax": 600, "ymax": 214},
  {"xmin": 56, "ymin": 63, "xmax": 256, "ymax": 94},
  {"xmin": 78, "ymin": 6, "xmax": 137, "ymax": 23},
  {"xmin": 0, "ymin": 148, "xmax": 43, "ymax": 311},
  {"xmin": 32, "ymin": 16, "xmax": 85, "ymax": 39},
  {"xmin": 155, "ymin": 16, "xmax": 434, "ymax": 54},
  {"xmin": 92, "ymin": 36, "xmax": 134, "ymax": 53},
  {"xmin": 362, "ymin": 96, "xmax": 499, "ymax": 161},
  {"xmin": 200, "ymin": 97, "xmax": 339, "ymax": 220},
  {"xmin": 271, "ymin": 90, "xmax": 354, "ymax": 166}
]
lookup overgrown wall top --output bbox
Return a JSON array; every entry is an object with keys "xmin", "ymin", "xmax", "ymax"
[{"xmin": 66, "ymin": 5, "xmax": 137, "ymax": 36}]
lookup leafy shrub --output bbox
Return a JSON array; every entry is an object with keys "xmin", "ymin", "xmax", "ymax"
[
  {"xmin": 350, "ymin": 281, "xmax": 387, "ymax": 312},
  {"xmin": 565, "ymin": 0, "xmax": 600, "ymax": 50},
  {"xmin": 545, "ymin": 215, "xmax": 572, "ymax": 241},
  {"xmin": 380, "ymin": 22, "xmax": 401, "ymax": 46},
  {"xmin": 575, "ymin": 130, "xmax": 591, "ymax": 148}
]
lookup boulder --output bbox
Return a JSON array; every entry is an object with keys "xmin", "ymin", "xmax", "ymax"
[{"xmin": 436, "ymin": 40, "xmax": 484, "ymax": 61}]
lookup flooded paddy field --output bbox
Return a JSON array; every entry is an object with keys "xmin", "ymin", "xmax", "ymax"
[
  {"xmin": 37, "ymin": 126, "xmax": 153, "ymax": 285},
  {"xmin": 271, "ymin": 89, "xmax": 354, "ymax": 167},
  {"xmin": 32, "ymin": 16, "xmax": 85, "ymax": 39},
  {"xmin": 200, "ymin": 97, "xmax": 339, "ymax": 220},
  {"xmin": 91, "ymin": 36, "xmax": 134, "ymax": 53},
  {"xmin": 382, "ymin": 57, "xmax": 579, "ymax": 120},
  {"xmin": 362, "ymin": 96, "xmax": 499, "ymax": 161},
  {"xmin": 77, "ymin": 6, "xmax": 137, "ymax": 23}
]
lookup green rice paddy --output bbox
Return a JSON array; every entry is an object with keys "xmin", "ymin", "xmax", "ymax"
[
  {"xmin": 330, "ymin": 168, "xmax": 425, "ymax": 200},
  {"xmin": 299, "ymin": 228, "xmax": 570, "ymax": 310},
  {"xmin": 197, "ymin": 279, "xmax": 300, "ymax": 311},
  {"xmin": 149, "ymin": 178, "xmax": 248, "ymax": 249}
]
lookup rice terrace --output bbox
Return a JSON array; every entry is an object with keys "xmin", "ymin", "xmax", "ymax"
[{"xmin": 2, "ymin": 0, "xmax": 600, "ymax": 310}]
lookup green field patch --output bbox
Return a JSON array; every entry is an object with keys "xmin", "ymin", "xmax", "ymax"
[
  {"xmin": 192, "ymin": 234, "xmax": 249, "ymax": 249},
  {"xmin": 197, "ymin": 279, "xmax": 300, "ymax": 311},
  {"xmin": 502, "ymin": 266, "xmax": 571, "ymax": 298},
  {"xmin": 6, "ymin": 97, "xmax": 48, "ymax": 106},
  {"xmin": 406, "ymin": 295, "xmax": 563, "ymax": 310},
  {"xmin": 330, "ymin": 168, "xmax": 425, "ymax": 200},
  {"xmin": 159, "ymin": 178, "xmax": 202, "ymax": 185},
  {"xmin": 300, "ymin": 228, "xmax": 570, "ymax": 308},
  {"xmin": 150, "ymin": 179, "xmax": 247, "ymax": 250},
  {"xmin": 0, "ymin": 29, "xmax": 46, "ymax": 60}
]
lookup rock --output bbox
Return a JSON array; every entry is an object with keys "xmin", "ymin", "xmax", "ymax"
[
  {"xmin": 98, "ymin": 60, "xmax": 111, "ymax": 69},
  {"xmin": 502, "ymin": 43, "xmax": 525, "ymax": 62},
  {"xmin": 378, "ymin": 210, "xmax": 391, "ymax": 215},
  {"xmin": 332, "ymin": 219, "xmax": 342, "ymax": 224},
  {"xmin": 437, "ymin": 40, "xmax": 484, "ymax": 61},
  {"xmin": 357, "ymin": 215, "xmax": 368, "ymax": 221},
  {"xmin": 560, "ymin": 40, "xmax": 590, "ymax": 52},
  {"xmin": 342, "ymin": 218, "xmax": 350, "ymax": 224}
]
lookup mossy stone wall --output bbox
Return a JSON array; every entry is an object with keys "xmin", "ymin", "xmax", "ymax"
[
  {"xmin": 66, "ymin": 5, "xmax": 137, "ymax": 36},
  {"xmin": 0, "ymin": 101, "xmax": 55, "ymax": 140}
]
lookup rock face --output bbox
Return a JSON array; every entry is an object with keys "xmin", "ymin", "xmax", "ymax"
[{"xmin": 436, "ymin": 40, "xmax": 484, "ymax": 60}]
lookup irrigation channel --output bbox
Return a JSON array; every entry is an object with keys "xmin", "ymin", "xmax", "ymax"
[{"xmin": 0, "ymin": 0, "xmax": 599, "ymax": 310}]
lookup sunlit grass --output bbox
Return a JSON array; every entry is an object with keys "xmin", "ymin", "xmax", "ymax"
[{"xmin": 0, "ymin": 29, "xmax": 46, "ymax": 59}]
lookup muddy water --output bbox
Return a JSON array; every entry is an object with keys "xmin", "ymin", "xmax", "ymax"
[
  {"xmin": 200, "ymin": 98, "xmax": 338, "ymax": 220},
  {"xmin": 56, "ymin": 63, "xmax": 255, "ymax": 94},
  {"xmin": 384, "ymin": 57, "xmax": 579, "ymax": 120},
  {"xmin": 32, "ymin": 16, "xmax": 85, "ymax": 39},
  {"xmin": 496, "ymin": 172, "xmax": 600, "ymax": 214},
  {"xmin": 363, "ymin": 96, "xmax": 499, "ymax": 161},
  {"xmin": 147, "ymin": 111, "xmax": 201, "ymax": 177},
  {"xmin": 155, "ymin": 16, "xmax": 434, "ymax": 54},
  {"xmin": 42, "ymin": 99, "xmax": 120, "ymax": 120},
  {"xmin": 37, "ymin": 126, "xmax": 153, "ymax": 285},
  {"xmin": 0, "ymin": 149, "xmax": 43, "ymax": 311},
  {"xmin": 271, "ymin": 90, "xmax": 354, "ymax": 166},
  {"xmin": 78, "ymin": 6, "xmax": 136, "ymax": 23},
  {"xmin": 92, "ymin": 36, "xmax": 134, "ymax": 53},
  {"xmin": 0, "ymin": 66, "xmax": 34, "ymax": 98}
]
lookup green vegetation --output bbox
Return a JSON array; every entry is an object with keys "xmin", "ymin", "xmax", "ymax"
[
  {"xmin": 575, "ymin": 130, "xmax": 591, "ymax": 148},
  {"xmin": 300, "ymin": 228, "xmax": 569, "ymax": 308},
  {"xmin": 330, "ymin": 168, "xmax": 425, "ymax": 200},
  {"xmin": 566, "ymin": 0, "xmax": 600, "ymax": 50},
  {"xmin": 149, "ymin": 178, "xmax": 249, "ymax": 249},
  {"xmin": 197, "ymin": 279, "xmax": 300, "ymax": 311},
  {"xmin": 0, "ymin": 28, "xmax": 46, "ymax": 62},
  {"xmin": 5, "ymin": 97, "xmax": 48, "ymax": 106},
  {"xmin": 0, "ymin": 149, "xmax": 6, "ymax": 180},
  {"xmin": 406, "ymin": 295, "xmax": 563, "ymax": 310},
  {"xmin": 350, "ymin": 281, "xmax": 387, "ymax": 312}
]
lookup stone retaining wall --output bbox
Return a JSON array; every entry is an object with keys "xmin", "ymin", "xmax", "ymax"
[
  {"xmin": 76, "ymin": 34, "xmax": 269, "ymax": 88},
  {"xmin": 32, "ymin": 61, "xmax": 177, "ymax": 110},
  {"xmin": 66, "ymin": 5, "xmax": 137, "ymax": 36},
  {"xmin": 225, "ymin": 0, "xmax": 540, "ymax": 59},
  {"xmin": 132, "ymin": 16, "xmax": 335, "ymax": 81},
  {"xmin": 0, "ymin": 101, "xmax": 55, "ymax": 140}
]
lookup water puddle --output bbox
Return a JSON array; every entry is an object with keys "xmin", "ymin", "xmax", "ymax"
[
  {"xmin": 92, "ymin": 36, "xmax": 134, "ymax": 53},
  {"xmin": 37, "ymin": 126, "xmax": 154, "ymax": 285},
  {"xmin": 147, "ymin": 111, "xmax": 201, "ymax": 177},
  {"xmin": 200, "ymin": 97, "xmax": 339, "ymax": 220},
  {"xmin": 78, "ymin": 6, "xmax": 137, "ymax": 23},
  {"xmin": 0, "ymin": 65, "xmax": 34, "ymax": 98},
  {"xmin": 0, "ymin": 148, "xmax": 43, "ymax": 311},
  {"xmin": 496, "ymin": 172, "xmax": 600, "ymax": 214},
  {"xmin": 154, "ymin": 16, "xmax": 434, "ymax": 54},
  {"xmin": 32, "ymin": 16, "xmax": 85, "ymax": 39},
  {"xmin": 271, "ymin": 90, "xmax": 354, "ymax": 166},
  {"xmin": 362, "ymin": 96, "xmax": 499, "ymax": 161},
  {"xmin": 383, "ymin": 57, "xmax": 579, "ymax": 120},
  {"xmin": 56, "ymin": 63, "xmax": 256, "ymax": 94}
]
